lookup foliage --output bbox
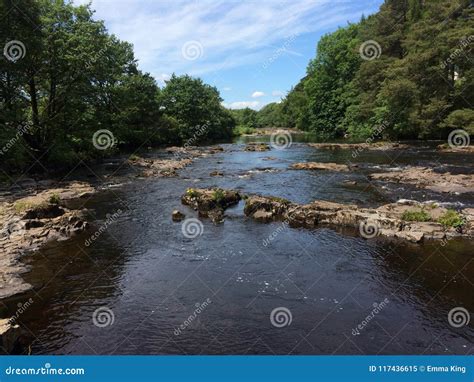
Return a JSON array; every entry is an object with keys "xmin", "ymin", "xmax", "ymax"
[
  {"xmin": 438, "ymin": 209, "xmax": 465, "ymax": 228},
  {"xmin": 250, "ymin": 0, "xmax": 474, "ymax": 140},
  {"xmin": 401, "ymin": 209, "xmax": 432, "ymax": 222},
  {"xmin": 49, "ymin": 193, "xmax": 61, "ymax": 204},
  {"xmin": 0, "ymin": 0, "xmax": 234, "ymax": 176},
  {"xmin": 233, "ymin": 126, "xmax": 257, "ymax": 136},
  {"xmin": 230, "ymin": 108, "xmax": 259, "ymax": 129},
  {"xmin": 186, "ymin": 188, "xmax": 199, "ymax": 198},
  {"xmin": 212, "ymin": 189, "xmax": 226, "ymax": 204},
  {"xmin": 160, "ymin": 74, "xmax": 234, "ymax": 142}
]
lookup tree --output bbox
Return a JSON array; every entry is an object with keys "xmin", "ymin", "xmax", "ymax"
[{"xmin": 160, "ymin": 74, "xmax": 234, "ymax": 142}]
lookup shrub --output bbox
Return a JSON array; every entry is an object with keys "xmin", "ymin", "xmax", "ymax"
[
  {"xmin": 401, "ymin": 209, "xmax": 431, "ymax": 222},
  {"xmin": 212, "ymin": 189, "xmax": 225, "ymax": 204},
  {"xmin": 438, "ymin": 209, "xmax": 465, "ymax": 228},
  {"xmin": 49, "ymin": 193, "xmax": 61, "ymax": 204},
  {"xmin": 186, "ymin": 188, "xmax": 199, "ymax": 198}
]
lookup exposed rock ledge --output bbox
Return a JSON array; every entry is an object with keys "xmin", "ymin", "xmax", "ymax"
[
  {"xmin": 243, "ymin": 195, "xmax": 473, "ymax": 243},
  {"xmin": 309, "ymin": 142, "xmax": 409, "ymax": 150},
  {"xmin": 181, "ymin": 188, "xmax": 473, "ymax": 242},
  {"xmin": 291, "ymin": 162, "xmax": 350, "ymax": 172},
  {"xmin": 369, "ymin": 167, "xmax": 474, "ymax": 194},
  {"xmin": 129, "ymin": 145, "xmax": 224, "ymax": 177},
  {"xmin": 181, "ymin": 188, "xmax": 241, "ymax": 223},
  {"xmin": 0, "ymin": 318, "xmax": 20, "ymax": 354},
  {"xmin": 244, "ymin": 143, "xmax": 271, "ymax": 152},
  {"xmin": 0, "ymin": 182, "xmax": 93, "ymax": 299},
  {"xmin": 437, "ymin": 144, "xmax": 474, "ymax": 153}
]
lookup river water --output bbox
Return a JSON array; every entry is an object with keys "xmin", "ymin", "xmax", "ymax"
[{"xmin": 3, "ymin": 136, "xmax": 473, "ymax": 354}]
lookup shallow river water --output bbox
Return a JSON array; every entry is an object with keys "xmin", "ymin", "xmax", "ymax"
[{"xmin": 3, "ymin": 137, "xmax": 474, "ymax": 355}]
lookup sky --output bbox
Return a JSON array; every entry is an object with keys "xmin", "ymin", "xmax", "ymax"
[{"xmin": 75, "ymin": 0, "xmax": 384, "ymax": 110}]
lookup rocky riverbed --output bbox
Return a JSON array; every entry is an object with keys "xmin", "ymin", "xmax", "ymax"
[
  {"xmin": 179, "ymin": 188, "xmax": 473, "ymax": 243},
  {"xmin": 1, "ymin": 138, "xmax": 473, "ymax": 355},
  {"xmin": 369, "ymin": 166, "xmax": 474, "ymax": 194}
]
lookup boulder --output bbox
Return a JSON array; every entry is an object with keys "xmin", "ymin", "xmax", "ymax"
[
  {"xmin": 22, "ymin": 204, "xmax": 65, "ymax": 220},
  {"xmin": 172, "ymin": 210, "xmax": 185, "ymax": 222},
  {"xmin": 181, "ymin": 188, "xmax": 241, "ymax": 223},
  {"xmin": 0, "ymin": 319, "xmax": 20, "ymax": 354},
  {"xmin": 244, "ymin": 143, "xmax": 271, "ymax": 152},
  {"xmin": 369, "ymin": 167, "xmax": 474, "ymax": 194}
]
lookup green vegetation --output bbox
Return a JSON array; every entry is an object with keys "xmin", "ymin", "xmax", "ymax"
[
  {"xmin": 269, "ymin": 196, "xmax": 291, "ymax": 205},
  {"xmin": 243, "ymin": 0, "xmax": 473, "ymax": 140},
  {"xmin": 233, "ymin": 126, "xmax": 257, "ymax": 136},
  {"xmin": 401, "ymin": 209, "xmax": 432, "ymax": 222},
  {"xmin": 49, "ymin": 194, "xmax": 61, "ymax": 205},
  {"xmin": 128, "ymin": 154, "xmax": 141, "ymax": 162},
  {"xmin": 212, "ymin": 189, "xmax": 226, "ymax": 204},
  {"xmin": 0, "ymin": 0, "xmax": 234, "ymax": 176},
  {"xmin": 186, "ymin": 188, "xmax": 200, "ymax": 198},
  {"xmin": 438, "ymin": 209, "xmax": 465, "ymax": 228},
  {"xmin": 13, "ymin": 200, "xmax": 48, "ymax": 213}
]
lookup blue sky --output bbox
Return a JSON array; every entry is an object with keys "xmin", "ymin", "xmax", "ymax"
[{"xmin": 76, "ymin": 0, "xmax": 384, "ymax": 109}]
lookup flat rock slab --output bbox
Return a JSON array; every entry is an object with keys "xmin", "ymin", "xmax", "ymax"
[
  {"xmin": 244, "ymin": 143, "xmax": 271, "ymax": 152},
  {"xmin": 309, "ymin": 142, "xmax": 409, "ymax": 150},
  {"xmin": 437, "ymin": 144, "xmax": 474, "ymax": 153},
  {"xmin": 291, "ymin": 162, "xmax": 350, "ymax": 172},
  {"xmin": 369, "ymin": 167, "xmax": 474, "ymax": 194},
  {"xmin": 243, "ymin": 193, "xmax": 473, "ymax": 243}
]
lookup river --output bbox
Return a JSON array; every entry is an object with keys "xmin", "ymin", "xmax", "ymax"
[{"xmin": 3, "ymin": 136, "xmax": 473, "ymax": 355}]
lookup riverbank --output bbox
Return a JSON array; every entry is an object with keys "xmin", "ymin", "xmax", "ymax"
[
  {"xmin": 1, "ymin": 138, "xmax": 473, "ymax": 355},
  {"xmin": 0, "ymin": 145, "xmax": 224, "ymax": 302}
]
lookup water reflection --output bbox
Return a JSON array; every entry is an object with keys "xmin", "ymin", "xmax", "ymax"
[{"xmin": 2, "ymin": 138, "xmax": 473, "ymax": 355}]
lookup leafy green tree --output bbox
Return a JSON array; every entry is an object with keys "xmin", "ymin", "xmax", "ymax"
[{"xmin": 160, "ymin": 74, "xmax": 234, "ymax": 142}]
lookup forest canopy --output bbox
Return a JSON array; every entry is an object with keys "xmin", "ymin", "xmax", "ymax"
[
  {"xmin": 249, "ymin": 0, "xmax": 474, "ymax": 140},
  {"xmin": 0, "ymin": 0, "xmax": 234, "ymax": 174},
  {"xmin": 2, "ymin": 0, "xmax": 473, "ymax": 176}
]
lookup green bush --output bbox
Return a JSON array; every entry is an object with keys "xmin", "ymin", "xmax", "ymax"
[
  {"xmin": 438, "ymin": 209, "xmax": 465, "ymax": 228},
  {"xmin": 401, "ymin": 209, "xmax": 432, "ymax": 222},
  {"xmin": 212, "ymin": 189, "xmax": 225, "ymax": 204},
  {"xmin": 49, "ymin": 193, "xmax": 61, "ymax": 204},
  {"xmin": 233, "ymin": 125, "xmax": 257, "ymax": 136}
]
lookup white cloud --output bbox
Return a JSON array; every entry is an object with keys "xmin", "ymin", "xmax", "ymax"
[
  {"xmin": 223, "ymin": 87, "xmax": 232, "ymax": 91},
  {"xmin": 251, "ymin": 91, "xmax": 265, "ymax": 98},
  {"xmin": 76, "ymin": 0, "xmax": 373, "ymax": 76},
  {"xmin": 225, "ymin": 101, "xmax": 260, "ymax": 110},
  {"xmin": 272, "ymin": 90, "xmax": 284, "ymax": 97}
]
